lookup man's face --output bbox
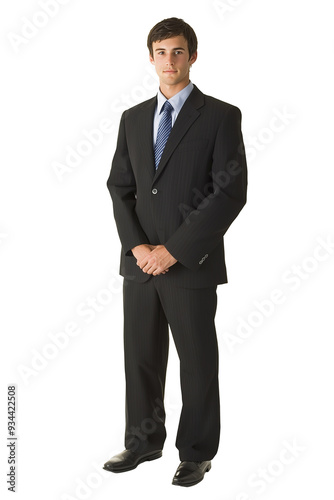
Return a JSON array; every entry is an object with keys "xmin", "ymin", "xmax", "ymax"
[{"xmin": 149, "ymin": 35, "xmax": 197, "ymax": 88}]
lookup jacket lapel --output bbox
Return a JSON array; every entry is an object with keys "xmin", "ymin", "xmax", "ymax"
[
  {"xmin": 153, "ymin": 85, "xmax": 205, "ymax": 183},
  {"xmin": 138, "ymin": 85, "xmax": 205, "ymax": 183},
  {"xmin": 137, "ymin": 96, "xmax": 157, "ymax": 179}
]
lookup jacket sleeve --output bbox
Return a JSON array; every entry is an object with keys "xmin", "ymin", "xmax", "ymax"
[
  {"xmin": 106, "ymin": 111, "xmax": 150, "ymax": 256},
  {"xmin": 164, "ymin": 105, "xmax": 248, "ymax": 271}
]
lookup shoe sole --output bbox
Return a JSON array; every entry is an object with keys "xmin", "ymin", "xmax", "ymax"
[
  {"xmin": 103, "ymin": 450, "xmax": 162, "ymax": 473},
  {"xmin": 172, "ymin": 462, "xmax": 211, "ymax": 487}
]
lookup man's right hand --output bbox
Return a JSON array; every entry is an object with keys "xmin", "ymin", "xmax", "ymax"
[{"xmin": 131, "ymin": 244, "xmax": 169, "ymax": 275}]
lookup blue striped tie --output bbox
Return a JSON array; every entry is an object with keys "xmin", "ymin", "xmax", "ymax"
[{"xmin": 154, "ymin": 100, "xmax": 173, "ymax": 169}]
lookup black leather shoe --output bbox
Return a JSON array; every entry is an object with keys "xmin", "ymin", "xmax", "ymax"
[
  {"xmin": 103, "ymin": 449, "xmax": 162, "ymax": 473},
  {"xmin": 172, "ymin": 460, "xmax": 211, "ymax": 487}
]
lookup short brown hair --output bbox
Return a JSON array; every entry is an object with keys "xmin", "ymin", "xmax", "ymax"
[{"xmin": 147, "ymin": 17, "xmax": 198, "ymax": 60}]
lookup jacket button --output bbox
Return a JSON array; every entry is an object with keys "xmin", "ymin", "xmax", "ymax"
[{"xmin": 152, "ymin": 188, "xmax": 158, "ymax": 194}]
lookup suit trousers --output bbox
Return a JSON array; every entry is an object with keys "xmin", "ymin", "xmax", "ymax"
[{"xmin": 122, "ymin": 274, "xmax": 220, "ymax": 462}]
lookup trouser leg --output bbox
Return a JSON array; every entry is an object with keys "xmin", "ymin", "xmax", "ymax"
[
  {"xmin": 154, "ymin": 278, "xmax": 220, "ymax": 462},
  {"xmin": 123, "ymin": 278, "xmax": 169, "ymax": 453}
]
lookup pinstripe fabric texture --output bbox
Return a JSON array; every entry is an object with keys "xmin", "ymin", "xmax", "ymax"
[
  {"xmin": 107, "ymin": 85, "xmax": 248, "ymax": 288},
  {"xmin": 154, "ymin": 101, "xmax": 173, "ymax": 169},
  {"xmin": 123, "ymin": 277, "xmax": 220, "ymax": 461},
  {"xmin": 106, "ymin": 84, "xmax": 248, "ymax": 463}
]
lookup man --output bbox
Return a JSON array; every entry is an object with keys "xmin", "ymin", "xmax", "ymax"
[{"xmin": 103, "ymin": 17, "xmax": 247, "ymax": 487}]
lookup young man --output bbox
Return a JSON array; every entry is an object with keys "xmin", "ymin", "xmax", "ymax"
[{"xmin": 104, "ymin": 17, "xmax": 247, "ymax": 487}]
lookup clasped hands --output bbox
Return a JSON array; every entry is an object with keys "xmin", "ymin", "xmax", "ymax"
[{"xmin": 131, "ymin": 244, "xmax": 177, "ymax": 276}]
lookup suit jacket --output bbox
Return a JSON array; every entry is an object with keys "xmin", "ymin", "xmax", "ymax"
[{"xmin": 107, "ymin": 84, "xmax": 247, "ymax": 288}]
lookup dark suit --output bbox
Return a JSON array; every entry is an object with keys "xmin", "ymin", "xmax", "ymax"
[{"xmin": 107, "ymin": 84, "xmax": 247, "ymax": 461}]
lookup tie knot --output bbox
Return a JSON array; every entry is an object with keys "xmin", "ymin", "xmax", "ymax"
[{"xmin": 161, "ymin": 100, "xmax": 173, "ymax": 114}]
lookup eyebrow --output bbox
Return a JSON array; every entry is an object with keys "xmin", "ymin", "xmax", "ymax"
[{"xmin": 154, "ymin": 47, "xmax": 186, "ymax": 51}]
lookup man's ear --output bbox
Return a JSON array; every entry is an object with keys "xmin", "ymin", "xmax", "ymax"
[
  {"xmin": 189, "ymin": 51, "xmax": 198, "ymax": 65},
  {"xmin": 149, "ymin": 53, "xmax": 155, "ymax": 65}
]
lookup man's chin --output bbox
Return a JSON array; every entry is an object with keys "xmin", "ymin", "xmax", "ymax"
[{"xmin": 161, "ymin": 75, "xmax": 182, "ymax": 86}]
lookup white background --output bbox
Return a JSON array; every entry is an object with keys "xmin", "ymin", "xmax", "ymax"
[{"xmin": 1, "ymin": 0, "xmax": 333, "ymax": 499}]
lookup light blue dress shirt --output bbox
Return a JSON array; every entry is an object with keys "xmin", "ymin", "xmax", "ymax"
[{"xmin": 153, "ymin": 81, "xmax": 194, "ymax": 147}]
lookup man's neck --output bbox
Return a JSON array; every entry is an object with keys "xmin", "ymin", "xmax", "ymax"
[{"xmin": 159, "ymin": 79, "xmax": 190, "ymax": 100}]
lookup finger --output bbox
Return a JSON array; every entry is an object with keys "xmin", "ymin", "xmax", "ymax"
[
  {"xmin": 144, "ymin": 264, "xmax": 156, "ymax": 274},
  {"xmin": 138, "ymin": 257, "xmax": 150, "ymax": 269},
  {"xmin": 155, "ymin": 266, "xmax": 169, "ymax": 275}
]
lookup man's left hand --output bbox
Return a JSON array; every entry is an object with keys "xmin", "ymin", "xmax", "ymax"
[{"xmin": 137, "ymin": 245, "xmax": 177, "ymax": 275}]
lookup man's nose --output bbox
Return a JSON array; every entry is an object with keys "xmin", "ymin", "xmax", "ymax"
[{"xmin": 165, "ymin": 54, "xmax": 175, "ymax": 65}]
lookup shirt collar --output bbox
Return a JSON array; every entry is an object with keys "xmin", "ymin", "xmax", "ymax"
[{"xmin": 157, "ymin": 80, "xmax": 194, "ymax": 115}]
